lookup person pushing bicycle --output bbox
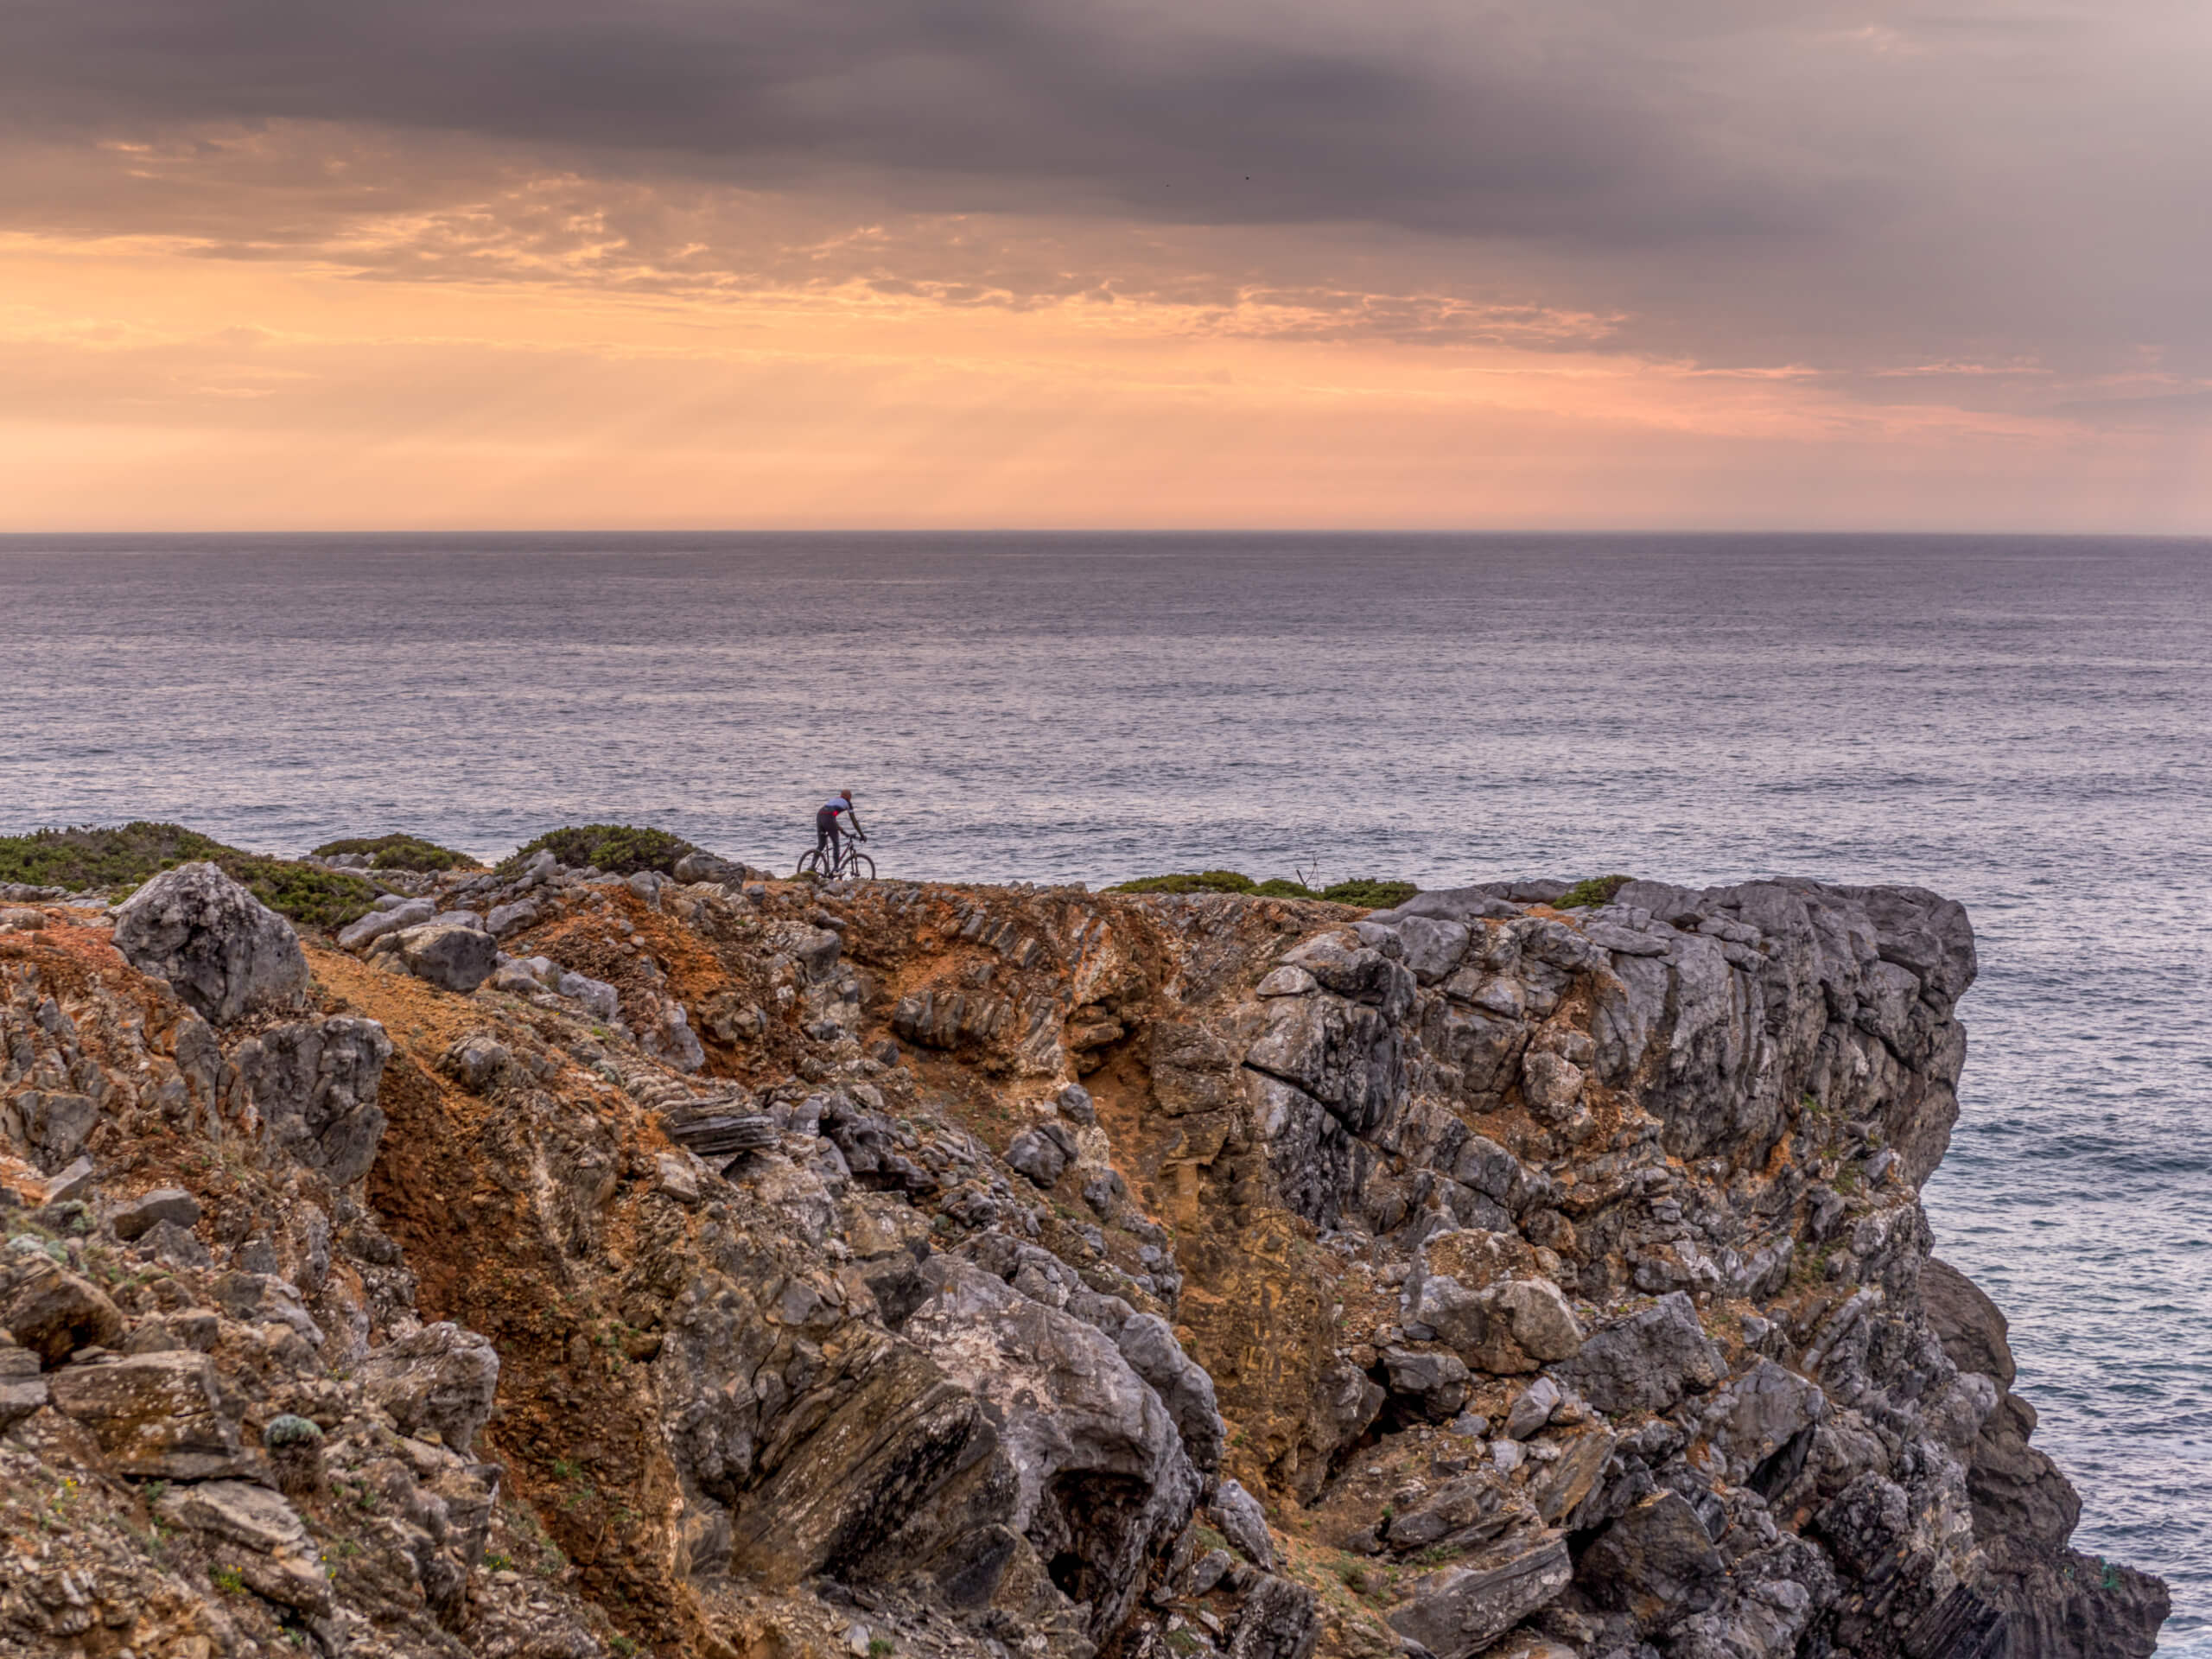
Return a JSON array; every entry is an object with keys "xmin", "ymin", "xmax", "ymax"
[{"xmin": 815, "ymin": 790, "xmax": 865, "ymax": 867}]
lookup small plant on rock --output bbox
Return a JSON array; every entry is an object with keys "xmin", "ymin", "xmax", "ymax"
[
  {"xmin": 264, "ymin": 1414, "xmax": 327, "ymax": 1498},
  {"xmin": 311, "ymin": 833, "xmax": 483, "ymax": 872},
  {"xmin": 497, "ymin": 823, "xmax": 701, "ymax": 879},
  {"xmin": 1554, "ymin": 874, "xmax": 1633, "ymax": 909}
]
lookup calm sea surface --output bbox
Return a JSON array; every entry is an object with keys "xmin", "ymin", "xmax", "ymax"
[{"xmin": 3, "ymin": 532, "xmax": 2209, "ymax": 1644}]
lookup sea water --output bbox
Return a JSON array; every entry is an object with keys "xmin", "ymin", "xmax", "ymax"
[{"xmin": 3, "ymin": 531, "xmax": 2208, "ymax": 1645}]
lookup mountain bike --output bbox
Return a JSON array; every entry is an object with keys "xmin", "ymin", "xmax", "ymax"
[{"xmin": 797, "ymin": 831, "xmax": 874, "ymax": 881}]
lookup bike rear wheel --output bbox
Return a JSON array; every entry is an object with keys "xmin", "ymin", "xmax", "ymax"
[
  {"xmin": 796, "ymin": 849, "xmax": 825, "ymax": 877},
  {"xmin": 843, "ymin": 852, "xmax": 876, "ymax": 881}
]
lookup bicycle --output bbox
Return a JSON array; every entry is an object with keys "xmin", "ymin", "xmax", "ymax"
[{"xmin": 797, "ymin": 830, "xmax": 874, "ymax": 881}]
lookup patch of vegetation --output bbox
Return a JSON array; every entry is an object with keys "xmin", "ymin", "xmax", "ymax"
[
  {"xmin": 1554, "ymin": 874, "xmax": 1633, "ymax": 909},
  {"xmin": 264, "ymin": 1414, "xmax": 324, "ymax": 1446},
  {"xmin": 0, "ymin": 821, "xmax": 377, "ymax": 929},
  {"xmin": 869, "ymin": 1640, "xmax": 895, "ymax": 1659},
  {"xmin": 1108, "ymin": 870, "xmax": 1417, "ymax": 909},
  {"xmin": 310, "ymin": 832, "xmax": 482, "ymax": 872},
  {"xmin": 211, "ymin": 1563, "xmax": 247, "ymax": 1595},
  {"xmin": 496, "ymin": 823, "xmax": 700, "ymax": 879}
]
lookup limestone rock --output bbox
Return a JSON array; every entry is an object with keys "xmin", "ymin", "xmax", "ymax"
[
  {"xmin": 230, "ymin": 1015, "xmax": 392, "ymax": 1185},
  {"xmin": 112, "ymin": 861, "xmax": 308, "ymax": 1024},
  {"xmin": 378, "ymin": 922, "xmax": 499, "ymax": 993},
  {"xmin": 48, "ymin": 1350, "xmax": 247, "ymax": 1478},
  {"xmin": 110, "ymin": 1186, "xmax": 200, "ymax": 1242},
  {"xmin": 1556, "ymin": 1291, "xmax": 1723, "ymax": 1414},
  {"xmin": 1228, "ymin": 1572, "xmax": 1322, "ymax": 1659},
  {"xmin": 903, "ymin": 1260, "xmax": 1201, "ymax": 1632},
  {"xmin": 1209, "ymin": 1477, "xmax": 1276, "ymax": 1572},
  {"xmin": 1385, "ymin": 1532, "xmax": 1572, "ymax": 1659},
  {"xmin": 358, "ymin": 1321, "xmax": 499, "ymax": 1453},
  {"xmin": 336, "ymin": 896, "xmax": 435, "ymax": 950},
  {"xmin": 1116, "ymin": 1312, "xmax": 1225, "ymax": 1470},
  {"xmin": 1580, "ymin": 1491, "xmax": 1726, "ymax": 1633},
  {"xmin": 0, "ymin": 1255, "xmax": 124, "ymax": 1363}
]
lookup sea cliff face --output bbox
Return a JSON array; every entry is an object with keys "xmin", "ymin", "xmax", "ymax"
[{"xmin": 0, "ymin": 859, "xmax": 2169, "ymax": 1659}]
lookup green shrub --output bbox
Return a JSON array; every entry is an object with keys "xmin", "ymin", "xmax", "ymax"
[
  {"xmin": 496, "ymin": 824, "xmax": 700, "ymax": 879},
  {"xmin": 1109, "ymin": 870, "xmax": 1417, "ymax": 909},
  {"xmin": 1554, "ymin": 874, "xmax": 1633, "ymax": 910},
  {"xmin": 0, "ymin": 822, "xmax": 377, "ymax": 929},
  {"xmin": 1109, "ymin": 870, "xmax": 1262, "ymax": 896},
  {"xmin": 310, "ymin": 833, "xmax": 481, "ymax": 872},
  {"xmin": 1317, "ymin": 878, "xmax": 1419, "ymax": 908},
  {"xmin": 264, "ymin": 1414, "xmax": 324, "ymax": 1447}
]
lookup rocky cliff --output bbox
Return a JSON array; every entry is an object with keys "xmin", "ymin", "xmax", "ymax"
[{"xmin": 0, "ymin": 855, "xmax": 2170, "ymax": 1659}]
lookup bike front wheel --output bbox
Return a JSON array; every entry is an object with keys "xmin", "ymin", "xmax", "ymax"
[{"xmin": 843, "ymin": 853, "xmax": 876, "ymax": 881}]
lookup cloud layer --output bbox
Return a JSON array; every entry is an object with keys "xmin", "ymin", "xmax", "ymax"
[{"xmin": 2, "ymin": 0, "xmax": 2208, "ymax": 525}]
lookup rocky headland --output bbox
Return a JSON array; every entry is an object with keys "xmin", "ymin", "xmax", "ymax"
[{"xmin": 0, "ymin": 842, "xmax": 2171, "ymax": 1659}]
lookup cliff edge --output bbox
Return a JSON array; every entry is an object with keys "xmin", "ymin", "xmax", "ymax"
[{"xmin": 0, "ymin": 858, "xmax": 2170, "ymax": 1658}]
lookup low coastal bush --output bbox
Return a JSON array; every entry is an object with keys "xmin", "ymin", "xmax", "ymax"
[
  {"xmin": 0, "ymin": 822, "xmax": 377, "ymax": 929},
  {"xmin": 1109, "ymin": 870, "xmax": 1418, "ymax": 908},
  {"xmin": 1554, "ymin": 874, "xmax": 1633, "ymax": 909},
  {"xmin": 310, "ymin": 833, "xmax": 482, "ymax": 872},
  {"xmin": 498, "ymin": 823, "xmax": 701, "ymax": 879}
]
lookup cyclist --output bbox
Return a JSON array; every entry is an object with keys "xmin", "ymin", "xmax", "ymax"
[{"xmin": 815, "ymin": 790, "xmax": 865, "ymax": 869}]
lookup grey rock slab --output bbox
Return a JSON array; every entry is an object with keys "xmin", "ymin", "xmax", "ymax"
[
  {"xmin": 1227, "ymin": 1572, "xmax": 1322, "ymax": 1659},
  {"xmin": 1580, "ymin": 1491, "xmax": 1727, "ymax": 1633},
  {"xmin": 0, "ymin": 1375, "xmax": 48, "ymax": 1430},
  {"xmin": 359, "ymin": 1321, "xmax": 500, "ymax": 1454},
  {"xmin": 904, "ymin": 1259, "xmax": 1199, "ymax": 1635},
  {"xmin": 1005, "ymin": 1127, "xmax": 1070, "ymax": 1188},
  {"xmin": 47, "ymin": 1350, "xmax": 247, "ymax": 1478},
  {"xmin": 1209, "ymin": 1476, "xmax": 1277, "ymax": 1572},
  {"xmin": 1394, "ymin": 916, "xmax": 1472, "ymax": 982},
  {"xmin": 1557, "ymin": 1291, "xmax": 1725, "ymax": 1415},
  {"xmin": 382, "ymin": 923, "xmax": 499, "ymax": 993},
  {"xmin": 556, "ymin": 970, "xmax": 621, "ymax": 1021},
  {"xmin": 111, "ymin": 1187, "xmax": 201, "ymax": 1241},
  {"xmin": 485, "ymin": 899, "xmax": 540, "ymax": 938},
  {"xmin": 0, "ymin": 1255, "xmax": 124, "ymax": 1363},
  {"xmin": 112, "ymin": 862, "xmax": 308, "ymax": 1024},
  {"xmin": 41, "ymin": 1156, "xmax": 95, "ymax": 1205},
  {"xmin": 1116, "ymin": 1311, "xmax": 1225, "ymax": 1471},
  {"xmin": 1386, "ymin": 1532, "xmax": 1573, "ymax": 1659},
  {"xmin": 231, "ymin": 1016, "xmax": 392, "ymax": 1185},
  {"xmin": 337, "ymin": 897, "xmax": 435, "ymax": 950}
]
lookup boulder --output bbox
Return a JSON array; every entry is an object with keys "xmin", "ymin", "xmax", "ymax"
[
  {"xmin": 1580, "ymin": 1491, "xmax": 1726, "ymax": 1633},
  {"xmin": 902, "ymin": 1261, "xmax": 1201, "ymax": 1633},
  {"xmin": 1698, "ymin": 1359, "xmax": 1828, "ymax": 1481},
  {"xmin": 1922, "ymin": 1256, "xmax": 2016, "ymax": 1389},
  {"xmin": 379, "ymin": 923, "xmax": 499, "ymax": 993},
  {"xmin": 1005, "ymin": 1126, "xmax": 1071, "ymax": 1188},
  {"xmin": 47, "ymin": 1350, "xmax": 247, "ymax": 1478},
  {"xmin": 21, "ymin": 1091, "xmax": 101, "ymax": 1171},
  {"xmin": 0, "ymin": 1255, "xmax": 124, "ymax": 1363},
  {"xmin": 1383, "ymin": 1346, "xmax": 1472, "ymax": 1418},
  {"xmin": 484, "ymin": 899, "xmax": 541, "ymax": 938},
  {"xmin": 1116, "ymin": 1312, "xmax": 1226, "ymax": 1470},
  {"xmin": 230, "ymin": 1016, "xmax": 391, "ymax": 1185},
  {"xmin": 557, "ymin": 969, "xmax": 622, "ymax": 1021},
  {"xmin": 156, "ymin": 1481, "xmax": 331, "ymax": 1615},
  {"xmin": 1384, "ymin": 1470, "xmax": 1514, "ymax": 1553},
  {"xmin": 111, "ymin": 1187, "xmax": 201, "ymax": 1242},
  {"xmin": 112, "ymin": 862, "xmax": 308, "ymax": 1024},
  {"xmin": 336, "ymin": 896, "xmax": 435, "ymax": 951},
  {"xmin": 1228, "ymin": 1573, "xmax": 1323, "ymax": 1659},
  {"xmin": 673, "ymin": 850, "xmax": 750, "ymax": 885},
  {"xmin": 1386, "ymin": 1532, "xmax": 1573, "ymax": 1659},
  {"xmin": 1556, "ymin": 1291, "xmax": 1724, "ymax": 1414},
  {"xmin": 358, "ymin": 1321, "xmax": 500, "ymax": 1453},
  {"xmin": 1210, "ymin": 1477, "xmax": 1277, "ymax": 1572}
]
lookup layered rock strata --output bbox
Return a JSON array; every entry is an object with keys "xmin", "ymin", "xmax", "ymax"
[{"xmin": 0, "ymin": 856, "xmax": 2167, "ymax": 1659}]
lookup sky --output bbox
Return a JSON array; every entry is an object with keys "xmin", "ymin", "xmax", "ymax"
[{"xmin": 3, "ymin": 0, "xmax": 2209, "ymax": 531}]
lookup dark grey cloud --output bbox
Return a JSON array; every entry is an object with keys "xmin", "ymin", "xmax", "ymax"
[
  {"xmin": 0, "ymin": 0, "xmax": 1852, "ymax": 245},
  {"xmin": 3, "ymin": 0, "xmax": 2208, "ymax": 381}
]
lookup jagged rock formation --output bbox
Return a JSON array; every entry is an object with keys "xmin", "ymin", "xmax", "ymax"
[{"xmin": 0, "ymin": 856, "xmax": 2168, "ymax": 1659}]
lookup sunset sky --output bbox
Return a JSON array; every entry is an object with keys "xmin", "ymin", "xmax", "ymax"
[{"xmin": 4, "ymin": 0, "xmax": 2209, "ymax": 531}]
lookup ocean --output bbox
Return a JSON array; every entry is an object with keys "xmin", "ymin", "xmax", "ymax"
[{"xmin": 3, "ymin": 531, "xmax": 2208, "ymax": 1645}]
